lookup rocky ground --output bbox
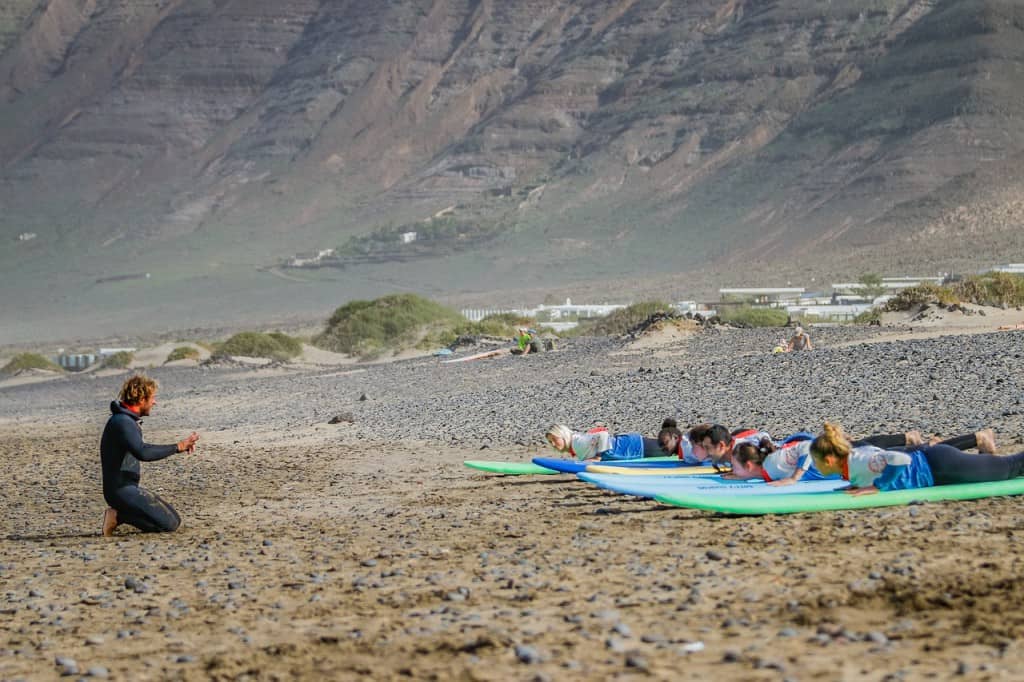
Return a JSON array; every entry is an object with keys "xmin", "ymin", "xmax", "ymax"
[{"xmin": 2, "ymin": 318, "xmax": 1024, "ymax": 680}]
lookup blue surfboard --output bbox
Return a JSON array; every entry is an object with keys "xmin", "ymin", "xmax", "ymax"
[{"xmin": 577, "ymin": 472, "xmax": 845, "ymax": 498}]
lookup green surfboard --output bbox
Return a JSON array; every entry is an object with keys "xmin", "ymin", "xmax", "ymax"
[
  {"xmin": 655, "ymin": 478, "xmax": 1024, "ymax": 515},
  {"xmin": 464, "ymin": 460, "xmax": 561, "ymax": 475}
]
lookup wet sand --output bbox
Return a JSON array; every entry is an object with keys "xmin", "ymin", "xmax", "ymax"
[{"xmin": 3, "ymin": 322, "xmax": 1024, "ymax": 680}]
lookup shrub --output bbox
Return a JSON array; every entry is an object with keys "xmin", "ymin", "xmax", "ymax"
[
  {"xmin": 166, "ymin": 346, "xmax": 201, "ymax": 363},
  {"xmin": 718, "ymin": 305, "xmax": 790, "ymax": 327},
  {"xmin": 568, "ymin": 301, "xmax": 676, "ymax": 336},
  {"xmin": 1, "ymin": 352, "xmax": 62, "ymax": 375},
  {"xmin": 220, "ymin": 331, "xmax": 302, "ymax": 362},
  {"xmin": 950, "ymin": 272, "xmax": 1024, "ymax": 307},
  {"xmin": 314, "ymin": 294, "xmax": 466, "ymax": 358},
  {"xmin": 883, "ymin": 283, "xmax": 956, "ymax": 311},
  {"xmin": 101, "ymin": 351, "xmax": 134, "ymax": 369}
]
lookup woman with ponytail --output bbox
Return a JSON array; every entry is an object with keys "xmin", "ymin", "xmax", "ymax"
[
  {"xmin": 810, "ymin": 422, "xmax": 1023, "ymax": 495},
  {"xmin": 723, "ymin": 427, "xmax": 995, "ymax": 486}
]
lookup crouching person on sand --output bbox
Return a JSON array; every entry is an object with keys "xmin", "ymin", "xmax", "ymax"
[{"xmin": 100, "ymin": 375, "xmax": 199, "ymax": 536}]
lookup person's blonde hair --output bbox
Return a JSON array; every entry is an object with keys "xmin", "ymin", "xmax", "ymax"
[
  {"xmin": 119, "ymin": 374, "xmax": 158, "ymax": 405},
  {"xmin": 545, "ymin": 424, "xmax": 573, "ymax": 452},
  {"xmin": 810, "ymin": 422, "xmax": 851, "ymax": 463}
]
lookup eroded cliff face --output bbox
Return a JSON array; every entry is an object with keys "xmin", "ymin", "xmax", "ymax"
[{"xmin": 1, "ymin": 0, "xmax": 1022, "ymax": 286}]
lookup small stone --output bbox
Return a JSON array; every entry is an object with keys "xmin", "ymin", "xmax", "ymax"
[
  {"xmin": 612, "ymin": 622, "xmax": 631, "ymax": 637},
  {"xmin": 706, "ymin": 550, "xmax": 724, "ymax": 561},
  {"xmin": 86, "ymin": 666, "xmax": 110, "ymax": 678},
  {"xmin": 680, "ymin": 641, "xmax": 704, "ymax": 654},
  {"xmin": 867, "ymin": 631, "xmax": 889, "ymax": 645},
  {"xmin": 605, "ymin": 637, "xmax": 627, "ymax": 653},
  {"xmin": 514, "ymin": 644, "xmax": 541, "ymax": 664},
  {"xmin": 625, "ymin": 654, "xmax": 648, "ymax": 670}
]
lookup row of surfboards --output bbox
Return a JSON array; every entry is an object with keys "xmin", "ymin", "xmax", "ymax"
[{"xmin": 463, "ymin": 456, "xmax": 1024, "ymax": 514}]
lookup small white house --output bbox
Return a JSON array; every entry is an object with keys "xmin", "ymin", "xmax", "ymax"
[{"xmin": 401, "ymin": 231, "xmax": 418, "ymax": 244}]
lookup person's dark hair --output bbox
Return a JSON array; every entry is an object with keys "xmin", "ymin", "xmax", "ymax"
[
  {"xmin": 658, "ymin": 418, "xmax": 683, "ymax": 452},
  {"xmin": 687, "ymin": 423, "xmax": 712, "ymax": 444},
  {"xmin": 733, "ymin": 437, "xmax": 776, "ymax": 466},
  {"xmin": 705, "ymin": 424, "xmax": 731, "ymax": 446}
]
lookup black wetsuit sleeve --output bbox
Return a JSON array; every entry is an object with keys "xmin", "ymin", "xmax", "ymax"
[
  {"xmin": 852, "ymin": 434, "xmax": 906, "ymax": 449},
  {"xmin": 121, "ymin": 421, "xmax": 178, "ymax": 462}
]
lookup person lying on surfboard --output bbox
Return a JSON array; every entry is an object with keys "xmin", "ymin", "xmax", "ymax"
[
  {"xmin": 544, "ymin": 424, "xmax": 665, "ymax": 461},
  {"xmin": 653, "ymin": 418, "xmax": 700, "ymax": 463},
  {"xmin": 810, "ymin": 422, "xmax": 1022, "ymax": 495},
  {"xmin": 684, "ymin": 424, "xmax": 775, "ymax": 470},
  {"xmin": 725, "ymin": 429, "xmax": 995, "ymax": 486}
]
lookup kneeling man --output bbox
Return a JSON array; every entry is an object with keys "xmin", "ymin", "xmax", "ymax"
[{"xmin": 100, "ymin": 375, "xmax": 199, "ymax": 535}]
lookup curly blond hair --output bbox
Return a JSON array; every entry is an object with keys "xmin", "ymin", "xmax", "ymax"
[{"xmin": 119, "ymin": 374, "xmax": 158, "ymax": 405}]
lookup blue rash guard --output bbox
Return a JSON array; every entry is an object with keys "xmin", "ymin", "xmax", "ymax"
[{"xmin": 598, "ymin": 433, "xmax": 646, "ymax": 461}]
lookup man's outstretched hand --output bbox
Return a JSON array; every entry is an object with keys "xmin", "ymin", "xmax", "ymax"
[{"xmin": 177, "ymin": 432, "xmax": 200, "ymax": 454}]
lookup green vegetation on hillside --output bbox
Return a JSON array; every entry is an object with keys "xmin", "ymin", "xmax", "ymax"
[
  {"xmin": 2, "ymin": 352, "xmax": 62, "ymax": 375},
  {"xmin": 568, "ymin": 301, "xmax": 675, "ymax": 336},
  {"xmin": 335, "ymin": 216, "xmax": 504, "ymax": 261},
  {"xmin": 219, "ymin": 332, "xmax": 303, "ymax": 362}
]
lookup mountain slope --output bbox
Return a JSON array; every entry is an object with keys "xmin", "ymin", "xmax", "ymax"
[{"xmin": 1, "ymin": 0, "xmax": 1022, "ymax": 342}]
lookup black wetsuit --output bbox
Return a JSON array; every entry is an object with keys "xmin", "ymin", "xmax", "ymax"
[
  {"xmin": 855, "ymin": 433, "xmax": 980, "ymax": 452},
  {"xmin": 100, "ymin": 401, "xmax": 181, "ymax": 532}
]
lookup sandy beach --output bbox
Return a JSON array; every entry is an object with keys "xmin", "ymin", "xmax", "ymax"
[{"xmin": 2, "ymin": 310, "xmax": 1024, "ymax": 681}]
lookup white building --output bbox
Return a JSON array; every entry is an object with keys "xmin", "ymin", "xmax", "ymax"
[
  {"xmin": 993, "ymin": 263, "xmax": 1024, "ymax": 274},
  {"xmin": 830, "ymin": 277, "xmax": 945, "ymax": 296}
]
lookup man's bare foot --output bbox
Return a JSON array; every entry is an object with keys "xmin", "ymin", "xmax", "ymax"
[
  {"xmin": 905, "ymin": 430, "xmax": 924, "ymax": 446},
  {"xmin": 975, "ymin": 428, "xmax": 997, "ymax": 454},
  {"xmin": 928, "ymin": 435, "xmax": 942, "ymax": 446},
  {"xmin": 102, "ymin": 508, "xmax": 118, "ymax": 537}
]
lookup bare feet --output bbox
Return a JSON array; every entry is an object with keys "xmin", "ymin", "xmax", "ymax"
[
  {"xmin": 975, "ymin": 428, "xmax": 997, "ymax": 455},
  {"xmin": 905, "ymin": 430, "xmax": 924, "ymax": 446},
  {"xmin": 102, "ymin": 508, "xmax": 118, "ymax": 537}
]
